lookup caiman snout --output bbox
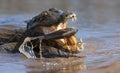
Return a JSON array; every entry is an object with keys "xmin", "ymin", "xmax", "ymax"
[{"xmin": 60, "ymin": 11, "xmax": 77, "ymax": 22}]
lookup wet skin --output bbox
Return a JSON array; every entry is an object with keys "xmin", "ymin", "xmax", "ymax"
[{"xmin": 12, "ymin": 8, "xmax": 83, "ymax": 58}]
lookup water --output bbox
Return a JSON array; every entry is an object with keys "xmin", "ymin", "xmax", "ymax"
[{"xmin": 0, "ymin": 0, "xmax": 120, "ymax": 73}]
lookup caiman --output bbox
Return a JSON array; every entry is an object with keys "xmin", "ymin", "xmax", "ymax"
[{"xmin": 0, "ymin": 8, "xmax": 84, "ymax": 58}]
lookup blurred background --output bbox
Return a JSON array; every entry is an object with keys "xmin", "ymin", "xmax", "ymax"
[{"xmin": 0, "ymin": 0, "xmax": 119, "ymax": 29}]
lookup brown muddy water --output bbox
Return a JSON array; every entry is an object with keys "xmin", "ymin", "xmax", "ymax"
[{"xmin": 0, "ymin": 0, "xmax": 120, "ymax": 73}]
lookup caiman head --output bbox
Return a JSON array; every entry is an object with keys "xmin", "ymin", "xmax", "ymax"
[{"xmin": 26, "ymin": 8, "xmax": 77, "ymax": 34}]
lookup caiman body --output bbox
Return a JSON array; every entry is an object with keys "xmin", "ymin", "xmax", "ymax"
[{"xmin": 0, "ymin": 8, "xmax": 84, "ymax": 58}]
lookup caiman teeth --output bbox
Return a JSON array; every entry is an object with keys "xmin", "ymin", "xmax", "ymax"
[
  {"xmin": 72, "ymin": 16, "xmax": 77, "ymax": 21},
  {"xmin": 71, "ymin": 13, "xmax": 77, "ymax": 21}
]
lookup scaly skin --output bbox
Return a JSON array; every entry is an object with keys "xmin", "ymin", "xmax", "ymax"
[{"xmin": 13, "ymin": 8, "xmax": 83, "ymax": 58}]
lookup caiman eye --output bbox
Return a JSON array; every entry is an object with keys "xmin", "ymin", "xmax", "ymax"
[{"xmin": 43, "ymin": 11, "xmax": 48, "ymax": 16}]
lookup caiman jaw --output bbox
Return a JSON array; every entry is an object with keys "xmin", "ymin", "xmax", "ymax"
[
  {"xmin": 56, "ymin": 13, "xmax": 77, "ymax": 30},
  {"xmin": 42, "ymin": 12, "xmax": 77, "ymax": 34},
  {"xmin": 55, "ymin": 13, "xmax": 76, "ymax": 33}
]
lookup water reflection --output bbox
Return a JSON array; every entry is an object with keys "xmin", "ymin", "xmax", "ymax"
[
  {"xmin": 25, "ymin": 58, "xmax": 86, "ymax": 73},
  {"xmin": 0, "ymin": 53, "xmax": 86, "ymax": 73}
]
